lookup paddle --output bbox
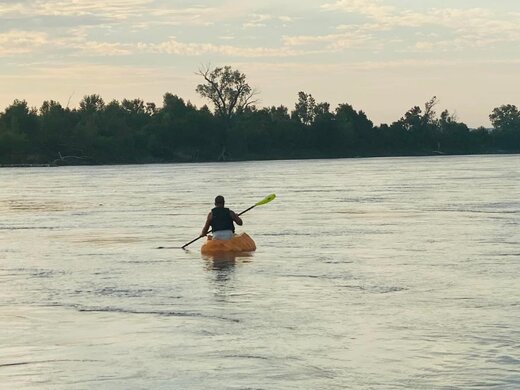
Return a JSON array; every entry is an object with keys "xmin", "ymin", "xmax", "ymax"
[{"xmin": 157, "ymin": 193, "xmax": 275, "ymax": 250}]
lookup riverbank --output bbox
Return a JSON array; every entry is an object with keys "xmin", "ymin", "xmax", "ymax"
[
  {"xmin": 1, "ymin": 149, "xmax": 518, "ymax": 168},
  {"xmin": 0, "ymin": 163, "xmax": 55, "ymax": 168}
]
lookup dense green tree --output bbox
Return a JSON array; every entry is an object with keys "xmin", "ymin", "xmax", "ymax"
[
  {"xmin": 489, "ymin": 104, "xmax": 520, "ymax": 150},
  {"xmin": 438, "ymin": 110, "xmax": 470, "ymax": 152},
  {"xmin": 471, "ymin": 127, "xmax": 493, "ymax": 152},
  {"xmin": 292, "ymin": 92, "xmax": 317, "ymax": 125},
  {"xmin": 79, "ymin": 94, "xmax": 105, "ymax": 115},
  {"xmin": 392, "ymin": 97, "xmax": 441, "ymax": 152},
  {"xmin": 267, "ymin": 105, "xmax": 290, "ymax": 121},
  {"xmin": 490, "ymin": 104, "xmax": 520, "ymax": 131},
  {"xmin": 0, "ymin": 69, "xmax": 518, "ymax": 165},
  {"xmin": 2, "ymin": 99, "xmax": 39, "ymax": 136},
  {"xmin": 265, "ymin": 105, "xmax": 304, "ymax": 156},
  {"xmin": 39, "ymin": 100, "xmax": 77, "ymax": 160},
  {"xmin": 0, "ymin": 100, "xmax": 40, "ymax": 162},
  {"xmin": 335, "ymin": 103, "xmax": 375, "ymax": 154}
]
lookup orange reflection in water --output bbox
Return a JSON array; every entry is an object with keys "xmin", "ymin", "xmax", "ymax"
[{"xmin": 201, "ymin": 252, "xmax": 254, "ymax": 271}]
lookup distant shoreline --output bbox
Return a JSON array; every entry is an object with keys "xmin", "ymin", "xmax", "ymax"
[
  {"xmin": 1, "ymin": 150, "xmax": 518, "ymax": 168},
  {"xmin": 1, "ymin": 95, "xmax": 518, "ymax": 167}
]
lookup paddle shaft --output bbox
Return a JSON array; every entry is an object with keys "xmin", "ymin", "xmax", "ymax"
[{"xmin": 237, "ymin": 205, "xmax": 255, "ymax": 216}]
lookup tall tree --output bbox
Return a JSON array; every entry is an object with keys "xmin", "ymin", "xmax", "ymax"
[
  {"xmin": 292, "ymin": 91, "xmax": 317, "ymax": 125},
  {"xmin": 393, "ymin": 96, "xmax": 441, "ymax": 151},
  {"xmin": 2, "ymin": 99, "xmax": 39, "ymax": 135},
  {"xmin": 489, "ymin": 104, "xmax": 520, "ymax": 132},
  {"xmin": 489, "ymin": 104, "xmax": 520, "ymax": 150},
  {"xmin": 79, "ymin": 94, "xmax": 105, "ymax": 114},
  {"xmin": 0, "ymin": 100, "xmax": 40, "ymax": 162},
  {"xmin": 195, "ymin": 65, "xmax": 258, "ymax": 121}
]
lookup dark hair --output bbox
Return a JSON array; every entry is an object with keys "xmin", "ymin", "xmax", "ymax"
[{"xmin": 214, "ymin": 195, "xmax": 225, "ymax": 206}]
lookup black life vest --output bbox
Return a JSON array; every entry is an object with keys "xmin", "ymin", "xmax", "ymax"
[{"xmin": 211, "ymin": 207, "xmax": 235, "ymax": 232}]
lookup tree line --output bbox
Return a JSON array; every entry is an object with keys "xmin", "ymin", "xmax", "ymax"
[{"xmin": 0, "ymin": 65, "xmax": 519, "ymax": 165}]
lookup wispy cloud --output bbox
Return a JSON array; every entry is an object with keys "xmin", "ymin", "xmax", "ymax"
[
  {"xmin": 321, "ymin": 1, "xmax": 520, "ymax": 51},
  {"xmin": 142, "ymin": 37, "xmax": 311, "ymax": 57},
  {"xmin": 80, "ymin": 41, "xmax": 135, "ymax": 56},
  {"xmin": 2, "ymin": 1, "xmax": 519, "ymax": 59},
  {"xmin": 0, "ymin": 2, "xmax": 28, "ymax": 17},
  {"xmin": 242, "ymin": 13, "xmax": 294, "ymax": 29},
  {"xmin": 347, "ymin": 58, "xmax": 520, "ymax": 71},
  {"xmin": 1, "ymin": 1, "xmax": 519, "ymax": 127},
  {"xmin": 283, "ymin": 31, "xmax": 371, "ymax": 50},
  {"xmin": 321, "ymin": 0, "xmax": 394, "ymax": 20},
  {"xmin": 0, "ymin": 30, "xmax": 48, "ymax": 55},
  {"xmin": 23, "ymin": 0, "xmax": 152, "ymax": 18},
  {"xmin": 0, "ymin": 0, "xmax": 214, "ymax": 27},
  {"xmin": 243, "ymin": 14, "xmax": 272, "ymax": 28}
]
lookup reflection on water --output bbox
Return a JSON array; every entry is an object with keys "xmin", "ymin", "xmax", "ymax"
[
  {"xmin": 0, "ymin": 155, "xmax": 519, "ymax": 389},
  {"xmin": 203, "ymin": 253, "xmax": 254, "ymax": 286},
  {"xmin": 203, "ymin": 252, "xmax": 253, "ymax": 268}
]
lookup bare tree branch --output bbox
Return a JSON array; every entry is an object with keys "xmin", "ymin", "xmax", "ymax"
[{"xmin": 195, "ymin": 65, "xmax": 259, "ymax": 121}]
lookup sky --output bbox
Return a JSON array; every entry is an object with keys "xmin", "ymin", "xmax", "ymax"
[{"xmin": 0, "ymin": 0, "xmax": 519, "ymax": 127}]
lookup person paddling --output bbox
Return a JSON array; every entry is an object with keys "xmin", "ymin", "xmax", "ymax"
[{"xmin": 200, "ymin": 195, "xmax": 243, "ymax": 240}]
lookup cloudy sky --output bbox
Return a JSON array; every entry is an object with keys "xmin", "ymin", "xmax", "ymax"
[{"xmin": 1, "ymin": 0, "xmax": 519, "ymax": 127}]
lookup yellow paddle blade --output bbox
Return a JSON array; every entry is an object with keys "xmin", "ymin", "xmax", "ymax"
[{"xmin": 255, "ymin": 193, "xmax": 276, "ymax": 206}]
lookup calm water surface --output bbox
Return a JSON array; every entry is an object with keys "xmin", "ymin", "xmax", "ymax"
[{"xmin": 0, "ymin": 155, "xmax": 519, "ymax": 389}]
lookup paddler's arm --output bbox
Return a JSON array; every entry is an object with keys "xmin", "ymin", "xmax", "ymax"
[
  {"xmin": 230, "ymin": 210, "xmax": 243, "ymax": 226},
  {"xmin": 200, "ymin": 212, "xmax": 212, "ymax": 237}
]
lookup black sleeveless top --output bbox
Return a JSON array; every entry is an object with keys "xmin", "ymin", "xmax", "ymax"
[{"xmin": 211, "ymin": 207, "xmax": 235, "ymax": 232}]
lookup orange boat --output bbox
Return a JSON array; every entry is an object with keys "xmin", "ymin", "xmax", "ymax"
[{"xmin": 200, "ymin": 232, "xmax": 256, "ymax": 254}]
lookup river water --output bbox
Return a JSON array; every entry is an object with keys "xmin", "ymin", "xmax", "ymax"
[{"xmin": 0, "ymin": 155, "xmax": 519, "ymax": 389}]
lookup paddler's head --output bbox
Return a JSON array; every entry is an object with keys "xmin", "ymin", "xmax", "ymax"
[{"xmin": 214, "ymin": 195, "xmax": 225, "ymax": 207}]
